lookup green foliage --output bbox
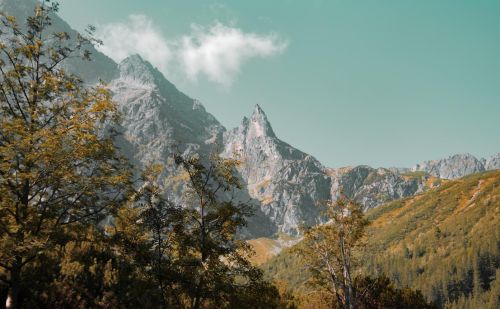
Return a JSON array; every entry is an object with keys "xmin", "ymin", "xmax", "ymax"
[
  {"xmin": 0, "ymin": 152, "xmax": 282, "ymax": 308},
  {"xmin": 2, "ymin": 2, "xmax": 497, "ymax": 308}
]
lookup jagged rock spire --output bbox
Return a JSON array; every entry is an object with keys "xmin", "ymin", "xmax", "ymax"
[{"xmin": 248, "ymin": 104, "xmax": 276, "ymax": 138}]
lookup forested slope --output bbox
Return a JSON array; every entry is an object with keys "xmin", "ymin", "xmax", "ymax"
[{"xmin": 262, "ymin": 170, "xmax": 500, "ymax": 308}]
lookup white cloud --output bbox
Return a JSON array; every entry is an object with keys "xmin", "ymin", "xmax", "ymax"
[
  {"xmin": 96, "ymin": 15, "xmax": 172, "ymax": 74},
  {"xmin": 180, "ymin": 22, "xmax": 288, "ymax": 86},
  {"xmin": 96, "ymin": 15, "xmax": 288, "ymax": 86}
]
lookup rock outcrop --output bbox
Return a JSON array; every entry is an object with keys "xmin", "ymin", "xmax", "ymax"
[
  {"xmin": 222, "ymin": 105, "xmax": 436, "ymax": 233},
  {"xmin": 412, "ymin": 153, "xmax": 499, "ymax": 179},
  {"xmin": 484, "ymin": 153, "xmax": 500, "ymax": 171},
  {"xmin": 328, "ymin": 166, "xmax": 435, "ymax": 211}
]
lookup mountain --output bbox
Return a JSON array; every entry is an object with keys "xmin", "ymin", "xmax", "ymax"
[
  {"xmin": 221, "ymin": 106, "xmax": 441, "ymax": 234},
  {"xmin": 110, "ymin": 55, "xmax": 279, "ymax": 237},
  {"xmin": 1, "ymin": 0, "xmax": 497, "ymax": 239},
  {"xmin": 0, "ymin": 0, "xmax": 117, "ymax": 83},
  {"xmin": 328, "ymin": 166, "xmax": 440, "ymax": 211},
  {"xmin": 261, "ymin": 170, "xmax": 500, "ymax": 308},
  {"xmin": 361, "ymin": 170, "xmax": 500, "ymax": 307},
  {"xmin": 411, "ymin": 153, "xmax": 500, "ymax": 179},
  {"xmin": 111, "ymin": 55, "xmax": 225, "ymax": 175},
  {"xmin": 484, "ymin": 152, "xmax": 500, "ymax": 171},
  {"xmin": 222, "ymin": 105, "xmax": 332, "ymax": 235}
]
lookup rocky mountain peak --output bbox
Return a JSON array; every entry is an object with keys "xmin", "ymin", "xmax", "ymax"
[
  {"xmin": 411, "ymin": 153, "xmax": 486, "ymax": 179},
  {"xmin": 252, "ymin": 104, "xmax": 267, "ymax": 119},
  {"xmin": 484, "ymin": 152, "xmax": 500, "ymax": 170},
  {"xmin": 222, "ymin": 105, "xmax": 331, "ymax": 235},
  {"xmin": 110, "ymin": 54, "xmax": 225, "ymax": 173},
  {"xmin": 4, "ymin": 0, "xmax": 498, "ymax": 240},
  {"xmin": 117, "ymin": 54, "xmax": 159, "ymax": 87},
  {"xmin": 246, "ymin": 104, "xmax": 276, "ymax": 139}
]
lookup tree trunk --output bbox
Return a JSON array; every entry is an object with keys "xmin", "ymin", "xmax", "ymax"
[
  {"xmin": 340, "ymin": 237, "xmax": 354, "ymax": 309},
  {"xmin": 6, "ymin": 260, "xmax": 21, "ymax": 309},
  {"xmin": 192, "ymin": 278, "xmax": 203, "ymax": 309}
]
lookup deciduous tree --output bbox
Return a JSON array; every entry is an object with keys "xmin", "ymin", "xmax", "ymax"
[
  {"xmin": 174, "ymin": 153, "xmax": 278, "ymax": 308},
  {"xmin": 295, "ymin": 196, "xmax": 368, "ymax": 309},
  {"xmin": 0, "ymin": 2, "xmax": 130, "ymax": 307}
]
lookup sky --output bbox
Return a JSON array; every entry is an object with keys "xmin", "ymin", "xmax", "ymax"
[{"xmin": 58, "ymin": 0, "xmax": 500, "ymax": 168}]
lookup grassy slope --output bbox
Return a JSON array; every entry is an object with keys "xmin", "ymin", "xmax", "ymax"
[
  {"xmin": 248, "ymin": 237, "xmax": 281, "ymax": 265},
  {"xmin": 261, "ymin": 170, "xmax": 500, "ymax": 306}
]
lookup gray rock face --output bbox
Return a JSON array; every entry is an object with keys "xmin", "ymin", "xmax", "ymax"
[
  {"xmin": 111, "ymin": 55, "xmax": 224, "ymax": 170},
  {"xmin": 223, "ymin": 105, "xmax": 331, "ymax": 235},
  {"xmin": 109, "ymin": 56, "xmax": 282, "ymax": 238},
  {"xmin": 110, "ymin": 57, "xmax": 282, "ymax": 238},
  {"xmin": 221, "ymin": 106, "xmax": 434, "ymax": 234},
  {"xmin": 484, "ymin": 153, "xmax": 500, "ymax": 171},
  {"xmin": 411, "ymin": 153, "xmax": 486, "ymax": 179},
  {"xmin": 329, "ymin": 166, "xmax": 432, "ymax": 211}
]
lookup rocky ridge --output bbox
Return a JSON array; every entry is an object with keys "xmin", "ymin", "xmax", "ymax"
[
  {"xmin": 0, "ymin": 0, "xmax": 117, "ymax": 83},
  {"xmin": 222, "ymin": 106, "xmax": 440, "ymax": 233},
  {"xmin": 412, "ymin": 153, "xmax": 500, "ymax": 179},
  {"xmin": 328, "ymin": 166, "xmax": 438, "ymax": 211},
  {"xmin": 111, "ymin": 55, "xmax": 225, "ymax": 175}
]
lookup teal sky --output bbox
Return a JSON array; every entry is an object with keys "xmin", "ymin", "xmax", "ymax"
[{"xmin": 59, "ymin": 0, "xmax": 500, "ymax": 168}]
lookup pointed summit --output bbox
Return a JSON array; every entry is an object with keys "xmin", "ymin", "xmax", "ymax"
[
  {"xmin": 253, "ymin": 104, "xmax": 265, "ymax": 115},
  {"xmin": 116, "ymin": 54, "xmax": 186, "ymax": 98},
  {"xmin": 117, "ymin": 54, "xmax": 159, "ymax": 85},
  {"xmin": 249, "ymin": 104, "xmax": 276, "ymax": 138},
  {"xmin": 123, "ymin": 54, "xmax": 147, "ymax": 64}
]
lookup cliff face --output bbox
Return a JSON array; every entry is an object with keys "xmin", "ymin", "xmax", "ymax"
[
  {"xmin": 222, "ymin": 105, "xmax": 331, "ymax": 235},
  {"xmin": 412, "ymin": 153, "xmax": 499, "ymax": 179},
  {"xmin": 328, "ymin": 166, "xmax": 434, "ymax": 211},
  {"xmin": 484, "ymin": 153, "xmax": 500, "ymax": 171},
  {"xmin": 111, "ymin": 55, "xmax": 224, "ymax": 170}
]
